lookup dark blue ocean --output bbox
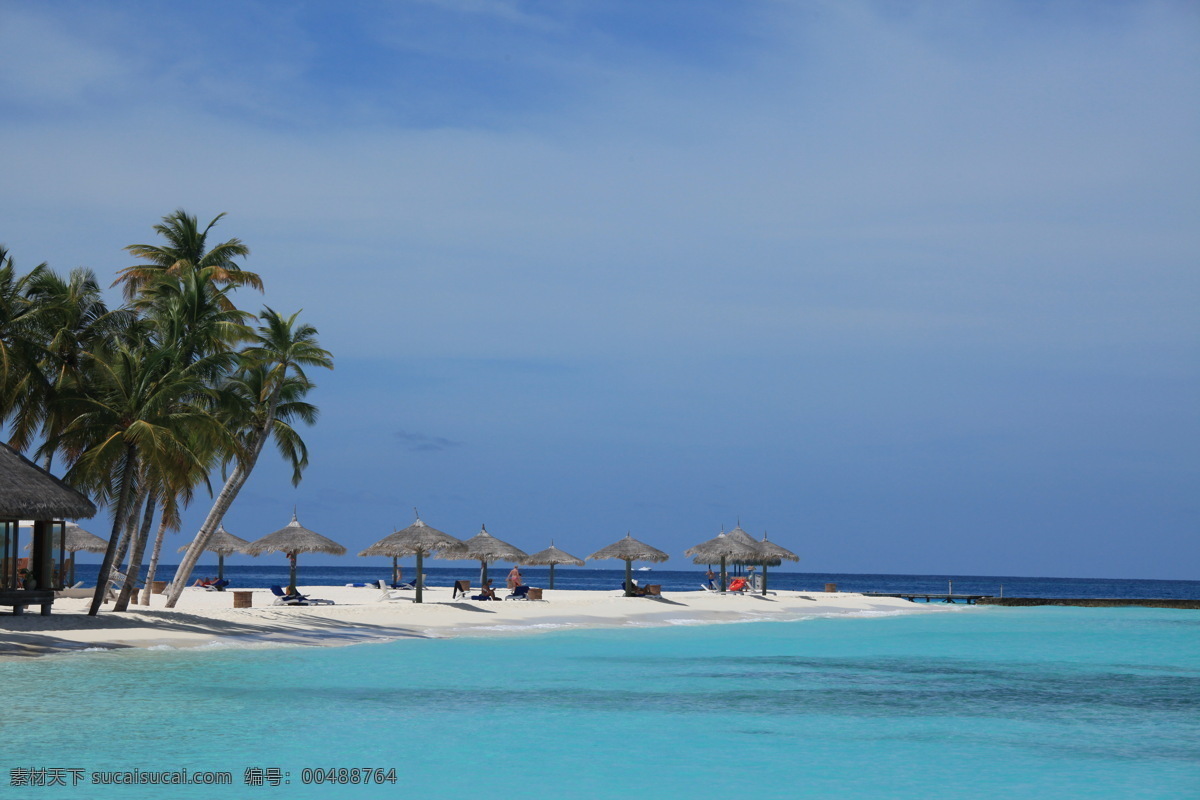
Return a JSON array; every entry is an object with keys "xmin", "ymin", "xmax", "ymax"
[{"xmin": 70, "ymin": 562, "xmax": 1200, "ymax": 599}]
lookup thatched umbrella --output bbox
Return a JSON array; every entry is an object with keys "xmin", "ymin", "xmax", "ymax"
[
  {"xmin": 587, "ymin": 532, "xmax": 670, "ymax": 597},
  {"xmin": 177, "ymin": 525, "xmax": 250, "ymax": 581},
  {"xmin": 25, "ymin": 522, "xmax": 107, "ymax": 585},
  {"xmin": 358, "ymin": 514, "xmax": 465, "ymax": 603},
  {"xmin": 756, "ymin": 532, "xmax": 799, "ymax": 595},
  {"xmin": 244, "ymin": 511, "xmax": 346, "ymax": 593},
  {"xmin": 685, "ymin": 531, "xmax": 762, "ymax": 592},
  {"xmin": 521, "ymin": 541, "xmax": 584, "ymax": 589},
  {"xmin": 460, "ymin": 525, "xmax": 528, "ymax": 588}
]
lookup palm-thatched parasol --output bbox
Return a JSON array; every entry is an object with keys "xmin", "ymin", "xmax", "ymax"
[
  {"xmin": 521, "ymin": 541, "xmax": 584, "ymax": 589},
  {"xmin": 685, "ymin": 530, "xmax": 762, "ymax": 592},
  {"xmin": 177, "ymin": 525, "xmax": 250, "ymax": 581},
  {"xmin": 358, "ymin": 513, "xmax": 465, "ymax": 603},
  {"xmin": 244, "ymin": 511, "xmax": 346, "ymax": 593},
  {"xmin": 460, "ymin": 525, "xmax": 528, "ymax": 588},
  {"xmin": 755, "ymin": 532, "xmax": 799, "ymax": 595},
  {"xmin": 26, "ymin": 522, "xmax": 107, "ymax": 585},
  {"xmin": 587, "ymin": 532, "xmax": 670, "ymax": 597}
]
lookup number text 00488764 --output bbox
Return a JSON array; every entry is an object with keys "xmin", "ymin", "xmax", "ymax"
[{"xmin": 300, "ymin": 768, "xmax": 397, "ymax": 785}]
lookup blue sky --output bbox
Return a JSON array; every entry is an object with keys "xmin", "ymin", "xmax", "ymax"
[{"xmin": 2, "ymin": 0, "xmax": 1197, "ymax": 579}]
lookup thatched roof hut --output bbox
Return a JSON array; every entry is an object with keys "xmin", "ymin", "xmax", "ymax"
[
  {"xmin": 26, "ymin": 522, "xmax": 106, "ymax": 554},
  {"xmin": 587, "ymin": 533, "xmax": 669, "ymax": 596},
  {"xmin": 178, "ymin": 525, "xmax": 251, "ymax": 581},
  {"xmin": 521, "ymin": 542, "xmax": 585, "ymax": 589},
  {"xmin": 359, "ymin": 516, "xmax": 465, "ymax": 602},
  {"xmin": 757, "ymin": 533, "xmax": 798, "ymax": 564},
  {"xmin": 684, "ymin": 531, "xmax": 762, "ymax": 592},
  {"xmin": 685, "ymin": 531, "xmax": 762, "ymax": 563},
  {"xmin": 245, "ymin": 511, "xmax": 345, "ymax": 591},
  {"xmin": 755, "ymin": 532, "xmax": 799, "ymax": 595},
  {"xmin": 179, "ymin": 525, "xmax": 250, "ymax": 556},
  {"xmin": 0, "ymin": 443, "xmax": 97, "ymax": 520},
  {"xmin": 0, "ymin": 443, "xmax": 97, "ymax": 611},
  {"xmin": 460, "ymin": 525, "xmax": 528, "ymax": 586}
]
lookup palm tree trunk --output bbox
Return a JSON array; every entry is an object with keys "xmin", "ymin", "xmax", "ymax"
[
  {"xmin": 140, "ymin": 516, "xmax": 170, "ymax": 605},
  {"xmin": 114, "ymin": 497, "xmax": 155, "ymax": 611},
  {"xmin": 88, "ymin": 445, "xmax": 137, "ymax": 616},
  {"xmin": 165, "ymin": 376, "xmax": 286, "ymax": 608},
  {"xmin": 164, "ymin": 461, "xmax": 248, "ymax": 607},
  {"xmin": 111, "ymin": 489, "xmax": 146, "ymax": 575}
]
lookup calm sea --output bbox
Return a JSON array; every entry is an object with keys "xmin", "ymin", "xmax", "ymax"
[
  {"xmin": 3, "ymin": 605, "xmax": 1199, "ymax": 799},
  {"xmin": 70, "ymin": 563, "xmax": 1200, "ymax": 599}
]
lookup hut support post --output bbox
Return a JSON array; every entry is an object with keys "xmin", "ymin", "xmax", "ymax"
[
  {"xmin": 56, "ymin": 522, "xmax": 66, "ymax": 589},
  {"xmin": 762, "ymin": 563, "xmax": 768, "ymax": 595},
  {"xmin": 69, "ymin": 552, "xmax": 76, "ymax": 586},
  {"xmin": 720, "ymin": 556, "xmax": 727, "ymax": 592},
  {"xmin": 32, "ymin": 520, "xmax": 53, "ymax": 614},
  {"xmin": 2, "ymin": 521, "xmax": 14, "ymax": 589},
  {"xmin": 287, "ymin": 552, "xmax": 298, "ymax": 594},
  {"xmin": 549, "ymin": 564, "xmax": 556, "ymax": 590},
  {"xmin": 218, "ymin": 553, "xmax": 225, "ymax": 581},
  {"xmin": 415, "ymin": 551, "xmax": 425, "ymax": 604},
  {"xmin": 624, "ymin": 559, "xmax": 634, "ymax": 597},
  {"xmin": 392, "ymin": 557, "xmax": 399, "ymax": 586},
  {"xmin": 33, "ymin": 520, "xmax": 53, "ymax": 591}
]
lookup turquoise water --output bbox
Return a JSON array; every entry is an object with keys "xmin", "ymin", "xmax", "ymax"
[{"xmin": 5, "ymin": 607, "xmax": 1200, "ymax": 799}]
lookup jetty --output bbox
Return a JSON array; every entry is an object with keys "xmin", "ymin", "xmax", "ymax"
[
  {"xmin": 977, "ymin": 598, "xmax": 1200, "ymax": 609},
  {"xmin": 862, "ymin": 592, "xmax": 993, "ymax": 605}
]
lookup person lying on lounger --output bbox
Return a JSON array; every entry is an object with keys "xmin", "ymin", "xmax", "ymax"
[{"xmin": 472, "ymin": 579, "xmax": 498, "ymax": 601}]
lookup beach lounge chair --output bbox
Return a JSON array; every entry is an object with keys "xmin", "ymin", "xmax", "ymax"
[
  {"xmin": 505, "ymin": 585, "xmax": 532, "ymax": 600},
  {"xmin": 204, "ymin": 579, "xmax": 230, "ymax": 592},
  {"xmin": 269, "ymin": 585, "xmax": 334, "ymax": 606},
  {"xmin": 390, "ymin": 575, "xmax": 424, "ymax": 590},
  {"xmin": 727, "ymin": 578, "xmax": 748, "ymax": 594},
  {"xmin": 270, "ymin": 585, "xmax": 308, "ymax": 605},
  {"xmin": 452, "ymin": 580, "xmax": 471, "ymax": 599}
]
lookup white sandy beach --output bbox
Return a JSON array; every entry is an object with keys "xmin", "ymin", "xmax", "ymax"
[{"xmin": 0, "ymin": 585, "xmax": 953, "ymax": 658}]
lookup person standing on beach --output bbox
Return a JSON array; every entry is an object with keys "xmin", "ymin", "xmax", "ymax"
[{"xmin": 507, "ymin": 565, "xmax": 523, "ymax": 590}]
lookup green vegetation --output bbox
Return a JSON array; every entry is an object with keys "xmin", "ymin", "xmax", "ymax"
[{"xmin": 0, "ymin": 211, "xmax": 333, "ymax": 614}]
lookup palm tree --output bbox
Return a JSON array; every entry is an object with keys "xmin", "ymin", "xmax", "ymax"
[
  {"xmin": 165, "ymin": 308, "xmax": 331, "ymax": 607},
  {"xmin": 58, "ymin": 341, "xmax": 229, "ymax": 615},
  {"xmin": 0, "ymin": 249, "xmax": 48, "ymax": 426},
  {"xmin": 116, "ymin": 210, "xmax": 263, "ymax": 309},
  {"xmin": 6, "ymin": 266, "xmax": 125, "ymax": 470}
]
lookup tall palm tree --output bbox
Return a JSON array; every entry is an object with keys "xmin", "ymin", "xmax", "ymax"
[
  {"xmin": 166, "ymin": 308, "xmax": 331, "ymax": 607},
  {"xmin": 116, "ymin": 210, "xmax": 263, "ymax": 309},
  {"xmin": 58, "ymin": 342, "xmax": 229, "ymax": 615}
]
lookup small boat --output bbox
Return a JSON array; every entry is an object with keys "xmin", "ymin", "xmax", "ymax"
[{"xmin": 636, "ymin": 566, "xmax": 652, "ymax": 572}]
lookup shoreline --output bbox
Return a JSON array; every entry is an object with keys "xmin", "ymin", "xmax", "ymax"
[{"xmin": 0, "ymin": 585, "xmax": 958, "ymax": 659}]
